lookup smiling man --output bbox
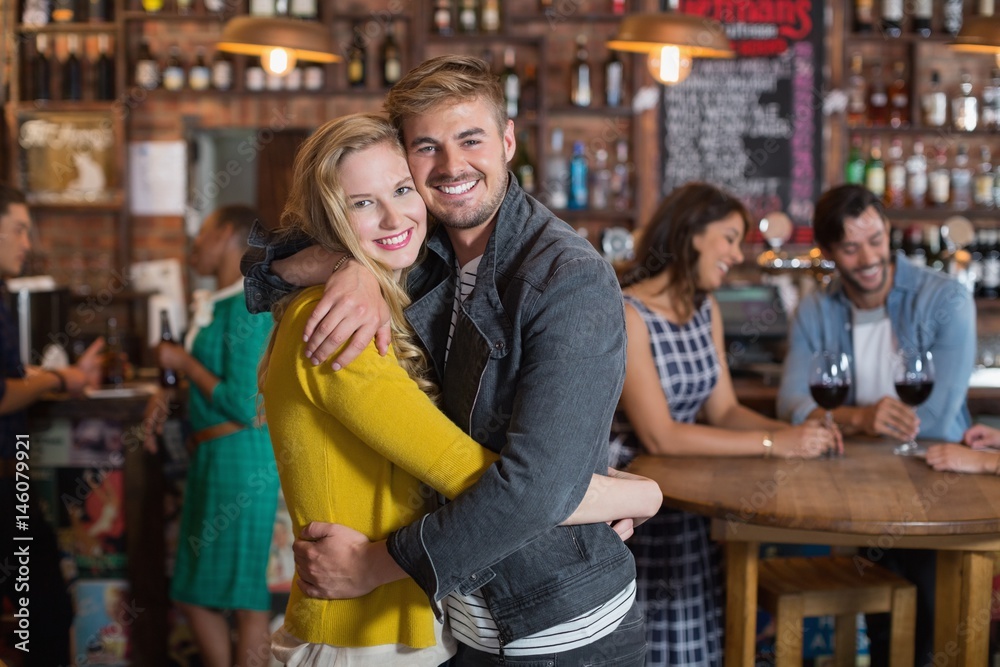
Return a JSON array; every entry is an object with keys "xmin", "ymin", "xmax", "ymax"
[{"xmin": 776, "ymin": 183, "xmax": 975, "ymax": 667}]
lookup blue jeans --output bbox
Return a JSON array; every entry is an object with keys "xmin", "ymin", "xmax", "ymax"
[{"xmin": 446, "ymin": 601, "xmax": 647, "ymax": 667}]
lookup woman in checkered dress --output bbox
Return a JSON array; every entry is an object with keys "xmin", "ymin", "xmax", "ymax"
[
  {"xmin": 608, "ymin": 183, "xmax": 838, "ymax": 667},
  {"xmin": 150, "ymin": 205, "xmax": 279, "ymax": 667}
]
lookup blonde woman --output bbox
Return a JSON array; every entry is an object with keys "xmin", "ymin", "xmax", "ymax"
[{"xmin": 259, "ymin": 113, "xmax": 661, "ymax": 666}]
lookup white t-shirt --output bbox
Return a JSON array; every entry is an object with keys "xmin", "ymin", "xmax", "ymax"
[{"xmin": 851, "ymin": 304, "xmax": 898, "ymax": 406}]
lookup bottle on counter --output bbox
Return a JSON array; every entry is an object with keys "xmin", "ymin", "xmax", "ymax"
[
  {"xmin": 611, "ymin": 139, "xmax": 632, "ymax": 211},
  {"xmin": 250, "ymin": 0, "xmax": 275, "ymax": 15},
  {"xmin": 104, "ymin": 317, "xmax": 126, "ymax": 387},
  {"xmin": 161, "ymin": 45, "xmax": 185, "ymax": 91},
  {"xmin": 188, "ymin": 48, "xmax": 211, "ymax": 91},
  {"xmin": 568, "ymin": 141, "xmax": 589, "ymax": 210},
  {"xmin": 210, "ymin": 49, "xmax": 233, "ymax": 91},
  {"xmin": 135, "ymin": 38, "xmax": 160, "ymax": 90},
  {"xmin": 521, "ymin": 63, "xmax": 538, "ymax": 111},
  {"xmin": 906, "ymin": 140, "xmax": 928, "ymax": 208},
  {"xmin": 62, "ymin": 35, "xmax": 83, "ymax": 101},
  {"xmin": 864, "ymin": 136, "xmax": 886, "ymax": 199},
  {"xmin": 912, "ymin": 0, "xmax": 932, "ymax": 36},
  {"xmin": 846, "ymin": 134, "xmax": 866, "ymax": 185},
  {"xmin": 975, "ymin": 146, "xmax": 995, "ymax": 209},
  {"xmin": 846, "ymin": 53, "xmax": 867, "ymax": 127},
  {"xmin": 922, "ymin": 71, "xmax": 947, "ymax": 128},
  {"xmin": 89, "ymin": 0, "xmax": 110, "ymax": 22},
  {"xmin": 245, "ymin": 56, "xmax": 266, "ymax": 91},
  {"xmin": 982, "ymin": 68, "xmax": 1000, "ymax": 132},
  {"xmin": 867, "ymin": 62, "xmax": 889, "ymax": 126},
  {"xmin": 480, "ymin": 0, "xmax": 500, "ymax": 33},
  {"xmin": 511, "ymin": 130, "xmax": 536, "ymax": 195},
  {"xmin": 904, "ymin": 225, "xmax": 927, "ymax": 267},
  {"xmin": 31, "ymin": 35, "xmax": 52, "ymax": 101},
  {"xmin": 381, "ymin": 20, "xmax": 402, "ymax": 87},
  {"xmin": 590, "ymin": 148, "xmax": 611, "ymax": 210},
  {"xmin": 433, "ymin": 0, "xmax": 454, "ymax": 35},
  {"xmin": 570, "ymin": 34, "xmax": 592, "ymax": 108},
  {"xmin": 303, "ymin": 62, "xmax": 324, "ymax": 91},
  {"xmin": 500, "ymin": 47, "xmax": 519, "ymax": 118},
  {"xmin": 881, "ymin": 0, "xmax": 903, "ymax": 37},
  {"xmin": 888, "ymin": 60, "xmax": 909, "ymax": 128},
  {"xmin": 981, "ymin": 0, "xmax": 996, "ymax": 15},
  {"xmin": 347, "ymin": 27, "xmax": 366, "ymax": 88},
  {"xmin": 544, "ymin": 128, "xmax": 569, "ymax": 209},
  {"xmin": 289, "ymin": 0, "xmax": 316, "ymax": 19},
  {"xmin": 952, "ymin": 73, "xmax": 979, "ymax": 132},
  {"xmin": 604, "ymin": 48, "xmax": 624, "ymax": 108},
  {"xmin": 980, "ymin": 229, "xmax": 1000, "ymax": 299},
  {"xmin": 944, "ymin": 0, "xmax": 964, "ymax": 35},
  {"xmin": 854, "ymin": 0, "xmax": 874, "ymax": 32},
  {"xmin": 928, "ymin": 143, "xmax": 951, "ymax": 208},
  {"xmin": 951, "ymin": 143, "xmax": 973, "ymax": 211},
  {"xmin": 459, "ymin": 0, "xmax": 477, "ymax": 33},
  {"xmin": 159, "ymin": 310, "xmax": 179, "ymax": 388},
  {"xmin": 885, "ymin": 137, "xmax": 907, "ymax": 209},
  {"xmin": 94, "ymin": 35, "xmax": 115, "ymax": 100}
]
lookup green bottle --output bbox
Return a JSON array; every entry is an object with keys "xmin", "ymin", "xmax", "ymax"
[{"xmin": 845, "ymin": 135, "xmax": 866, "ymax": 185}]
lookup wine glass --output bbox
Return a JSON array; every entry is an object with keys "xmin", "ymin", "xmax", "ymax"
[
  {"xmin": 892, "ymin": 349, "xmax": 935, "ymax": 456},
  {"xmin": 809, "ymin": 351, "xmax": 851, "ymax": 456}
]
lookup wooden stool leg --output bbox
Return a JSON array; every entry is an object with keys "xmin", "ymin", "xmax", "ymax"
[
  {"xmin": 774, "ymin": 594, "xmax": 804, "ymax": 667},
  {"xmin": 834, "ymin": 613, "xmax": 856, "ymax": 667},
  {"xmin": 889, "ymin": 585, "xmax": 916, "ymax": 667}
]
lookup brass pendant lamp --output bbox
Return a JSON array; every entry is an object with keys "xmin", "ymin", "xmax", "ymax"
[{"xmin": 217, "ymin": 16, "xmax": 340, "ymax": 76}]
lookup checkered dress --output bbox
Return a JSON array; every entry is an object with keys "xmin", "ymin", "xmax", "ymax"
[{"xmin": 609, "ymin": 295, "xmax": 723, "ymax": 667}]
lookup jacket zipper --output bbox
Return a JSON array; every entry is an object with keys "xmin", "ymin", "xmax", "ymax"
[{"xmin": 498, "ymin": 635, "xmax": 507, "ymax": 665}]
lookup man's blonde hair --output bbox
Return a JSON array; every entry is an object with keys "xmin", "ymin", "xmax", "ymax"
[{"xmin": 385, "ymin": 55, "xmax": 507, "ymax": 136}]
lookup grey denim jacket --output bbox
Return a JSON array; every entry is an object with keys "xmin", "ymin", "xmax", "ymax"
[{"xmin": 243, "ymin": 177, "xmax": 636, "ymax": 643}]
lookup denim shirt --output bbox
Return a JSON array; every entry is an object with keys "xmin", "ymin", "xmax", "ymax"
[
  {"xmin": 777, "ymin": 252, "xmax": 975, "ymax": 442},
  {"xmin": 242, "ymin": 177, "xmax": 635, "ymax": 642}
]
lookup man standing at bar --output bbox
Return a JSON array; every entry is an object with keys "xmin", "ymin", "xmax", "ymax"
[
  {"xmin": 0, "ymin": 184, "xmax": 105, "ymax": 665},
  {"xmin": 777, "ymin": 183, "xmax": 976, "ymax": 666}
]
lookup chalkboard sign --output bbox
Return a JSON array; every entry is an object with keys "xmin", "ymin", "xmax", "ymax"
[{"xmin": 661, "ymin": 0, "xmax": 825, "ymax": 243}]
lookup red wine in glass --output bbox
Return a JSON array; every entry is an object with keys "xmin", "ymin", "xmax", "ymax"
[
  {"xmin": 809, "ymin": 351, "xmax": 851, "ymax": 457},
  {"xmin": 810, "ymin": 383, "xmax": 850, "ymax": 410},
  {"xmin": 892, "ymin": 349, "xmax": 935, "ymax": 456}
]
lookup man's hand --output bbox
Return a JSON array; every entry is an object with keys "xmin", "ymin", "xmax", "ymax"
[
  {"xmin": 302, "ymin": 261, "xmax": 392, "ymax": 370},
  {"xmin": 775, "ymin": 420, "xmax": 841, "ymax": 458},
  {"xmin": 925, "ymin": 443, "xmax": 998, "ymax": 474},
  {"xmin": 58, "ymin": 338, "xmax": 106, "ymax": 396},
  {"xmin": 962, "ymin": 423, "xmax": 1000, "ymax": 450},
  {"xmin": 156, "ymin": 341, "xmax": 189, "ymax": 373},
  {"xmin": 293, "ymin": 521, "xmax": 406, "ymax": 599},
  {"xmin": 857, "ymin": 397, "xmax": 919, "ymax": 441}
]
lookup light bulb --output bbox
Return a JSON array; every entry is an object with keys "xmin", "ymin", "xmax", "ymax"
[
  {"xmin": 261, "ymin": 47, "xmax": 296, "ymax": 76},
  {"xmin": 647, "ymin": 45, "xmax": 692, "ymax": 85}
]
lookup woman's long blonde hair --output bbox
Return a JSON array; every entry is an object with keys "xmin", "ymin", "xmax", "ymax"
[{"xmin": 258, "ymin": 113, "xmax": 438, "ymax": 402}]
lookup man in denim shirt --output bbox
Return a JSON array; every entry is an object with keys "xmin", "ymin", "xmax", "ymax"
[
  {"xmin": 777, "ymin": 184, "xmax": 975, "ymax": 666},
  {"xmin": 243, "ymin": 56, "xmax": 647, "ymax": 665}
]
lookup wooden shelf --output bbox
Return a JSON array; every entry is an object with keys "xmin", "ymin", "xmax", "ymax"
[
  {"xmin": 425, "ymin": 33, "xmax": 545, "ymax": 45},
  {"xmin": 121, "ymin": 9, "xmax": 228, "ymax": 20},
  {"xmin": 15, "ymin": 22, "xmax": 119, "ymax": 33},
  {"xmin": 888, "ymin": 207, "xmax": 1000, "ymax": 221},
  {"xmin": 844, "ymin": 32, "xmax": 955, "ymax": 44},
  {"xmin": 846, "ymin": 125, "xmax": 1000, "ymax": 138},
  {"xmin": 555, "ymin": 208, "xmax": 637, "ymax": 223},
  {"xmin": 548, "ymin": 105, "xmax": 634, "ymax": 117},
  {"xmin": 26, "ymin": 191, "xmax": 126, "ymax": 210},
  {"xmin": 510, "ymin": 13, "xmax": 628, "ymax": 24},
  {"xmin": 6, "ymin": 100, "xmax": 118, "ymax": 112}
]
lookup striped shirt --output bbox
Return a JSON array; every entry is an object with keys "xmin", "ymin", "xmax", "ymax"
[{"xmin": 443, "ymin": 256, "xmax": 635, "ymax": 655}]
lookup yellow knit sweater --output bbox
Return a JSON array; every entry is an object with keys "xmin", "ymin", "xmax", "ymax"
[{"xmin": 261, "ymin": 286, "xmax": 499, "ymax": 648}]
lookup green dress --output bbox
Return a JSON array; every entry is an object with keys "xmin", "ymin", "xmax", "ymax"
[{"xmin": 170, "ymin": 288, "xmax": 278, "ymax": 611}]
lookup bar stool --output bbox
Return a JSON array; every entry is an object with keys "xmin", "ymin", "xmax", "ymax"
[{"xmin": 758, "ymin": 555, "xmax": 916, "ymax": 667}]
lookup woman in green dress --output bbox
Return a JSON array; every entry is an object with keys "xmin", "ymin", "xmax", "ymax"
[{"xmin": 150, "ymin": 204, "xmax": 278, "ymax": 667}]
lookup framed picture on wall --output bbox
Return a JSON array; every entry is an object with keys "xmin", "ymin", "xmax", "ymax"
[{"xmin": 15, "ymin": 110, "xmax": 121, "ymax": 205}]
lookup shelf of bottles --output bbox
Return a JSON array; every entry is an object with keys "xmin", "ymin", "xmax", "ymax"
[
  {"xmin": 892, "ymin": 221, "xmax": 1000, "ymax": 301},
  {"xmin": 841, "ymin": 0, "xmax": 1000, "ymax": 220}
]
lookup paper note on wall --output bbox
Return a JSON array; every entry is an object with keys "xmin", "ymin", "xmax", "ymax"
[{"xmin": 128, "ymin": 141, "xmax": 187, "ymax": 215}]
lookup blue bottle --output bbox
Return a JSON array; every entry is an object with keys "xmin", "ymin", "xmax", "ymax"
[{"xmin": 569, "ymin": 141, "xmax": 589, "ymax": 210}]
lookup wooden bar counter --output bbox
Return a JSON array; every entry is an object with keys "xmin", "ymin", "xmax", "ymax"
[{"xmin": 629, "ymin": 442, "xmax": 1000, "ymax": 667}]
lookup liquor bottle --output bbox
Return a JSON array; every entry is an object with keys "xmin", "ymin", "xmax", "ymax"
[
  {"xmin": 347, "ymin": 28, "xmax": 366, "ymax": 88},
  {"xmin": 982, "ymin": 0, "xmax": 995, "ymax": 15},
  {"xmin": 32, "ymin": 35, "xmax": 52, "ymax": 101},
  {"xmin": 845, "ymin": 135, "xmax": 866, "ymax": 185},
  {"xmin": 568, "ymin": 141, "xmax": 589, "ymax": 210},
  {"xmin": 250, "ymin": 0, "xmax": 274, "ymax": 15},
  {"xmin": 284, "ymin": 65, "xmax": 302, "ymax": 91},
  {"xmin": 975, "ymin": 146, "xmax": 995, "ymax": 208},
  {"xmin": 886, "ymin": 138, "xmax": 907, "ymax": 208},
  {"xmin": 459, "ymin": 0, "xmax": 477, "ymax": 33},
  {"xmin": 103, "ymin": 317, "xmax": 126, "ymax": 386},
  {"xmin": 177, "ymin": 0, "xmax": 192, "ymax": 15},
  {"xmin": 570, "ymin": 34, "xmax": 591, "ymax": 108},
  {"xmin": 912, "ymin": 0, "xmax": 932, "ymax": 36},
  {"xmin": 906, "ymin": 140, "xmax": 928, "ymax": 208},
  {"xmin": 162, "ymin": 45, "xmax": 185, "ymax": 91},
  {"xmin": 512, "ymin": 131, "xmax": 536, "ymax": 194},
  {"xmin": 944, "ymin": 0, "xmax": 963, "ymax": 35},
  {"xmin": 141, "ymin": 0, "xmax": 163, "ymax": 14},
  {"xmin": 94, "ymin": 34, "xmax": 114, "ymax": 100},
  {"xmin": 21, "ymin": 0, "xmax": 50, "ymax": 25},
  {"xmin": 544, "ymin": 128, "xmax": 569, "ymax": 209},
  {"xmin": 204, "ymin": 0, "xmax": 224, "ymax": 12},
  {"xmin": 188, "ymin": 48, "xmax": 210, "ymax": 91},
  {"xmin": 982, "ymin": 68, "xmax": 1000, "ymax": 131},
  {"xmin": 273, "ymin": 0, "xmax": 289, "ymax": 16},
  {"xmin": 500, "ymin": 48, "xmax": 519, "ymax": 118},
  {"xmin": 952, "ymin": 73, "xmax": 978, "ymax": 132},
  {"xmin": 245, "ymin": 57, "xmax": 266, "ymax": 91},
  {"xmin": 928, "ymin": 143, "xmax": 951, "ymax": 207},
  {"xmin": 927, "ymin": 226, "xmax": 945, "ymax": 272},
  {"xmin": 265, "ymin": 66, "xmax": 283, "ymax": 91},
  {"xmin": 381, "ymin": 21, "xmax": 402, "ymax": 87},
  {"xmin": 864, "ymin": 137, "xmax": 886, "ymax": 198},
  {"xmin": 881, "ymin": 0, "xmax": 903, "ymax": 37},
  {"xmin": 135, "ymin": 38, "xmax": 160, "ymax": 90},
  {"xmin": 611, "ymin": 140, "xmax": 632, "ymax": 211},
  {"xmin": 590, "ymin": 148, "xmax": 612, "ymax": 210},
  {"xmin": 159, "ymin": 310, "xmax": 179, "ymax": 388},
  {"xmin": 211, "ymin": 50, "xmax": 233, "ymax": 91},
  {"xmin": 604, "ymin": 49, "xmax": 624, "ymax": 108},
  {"xmin": 89, "ymin": 0, "xmax": 110, "ymax": 22},
  {"xmin": 51, "ymin": 0, "xmax": 75, "ymax": 21},
  {"xmin": 433, "ymin": 0, "xmax": 454, "ymax": 35},
  {"xmin": 888, "ymin": 60, "xmax": 909, "ymax": 128},
  {"xmin": 303, "ymin": 63, "xmax": 324, "ymax": 91},
  {"xmin": 846, "ymin": 53, "xmax": 867, "ymax": 127},
  {"xmin": 922, "ymin": 71, "xmax": 947, "ymax": 128},
  {"xmin": 905, "ymin": 226, "xmax": 927, "ymax": 266},
  {"xmin": 952, "ymin": 144, "xmax": 973, "ymax": 211},
  {"xmin": 289, "ymin": 0, "xmax": 316, "ymax": 19},
  {"xmin": 867, "ymin": 62, "xmax": 889, "ymax": 126},
  {"xmin": 611, "ymin": 0, "xmax": 625, "ymax": 14},
  {"xmin": 855, "ymin": 0, "xmax": 874, "ymax": 31},
  {"xmin": 981, "ymin": 230, "xmax": 1000, "ymax": 298},
  {"xmin": 521, "ymin": 63, "xmax": 538, "ymax": 111},
  {"xmin": 480, "ymin": 0, "xmax": 500, "ymax": 33},
  {"xmin": 969, "ymin": 230, "xmax": 985, "ymax": 292},
  {"xmin": 61, "ymin": 35, "xmax": 83, "ymax": 101}
]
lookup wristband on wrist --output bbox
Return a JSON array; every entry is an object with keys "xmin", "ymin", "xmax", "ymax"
[
  {"xmin": 331, "ymin": 253, "xmax": 353, "ymax": 275},
  {"xmin": 762, "ymin": 431, "xmax": 774, "ymax": 458},
  {"xmin": 49, "ymin": 369, "xmax": 67, "ymax": 393}
]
